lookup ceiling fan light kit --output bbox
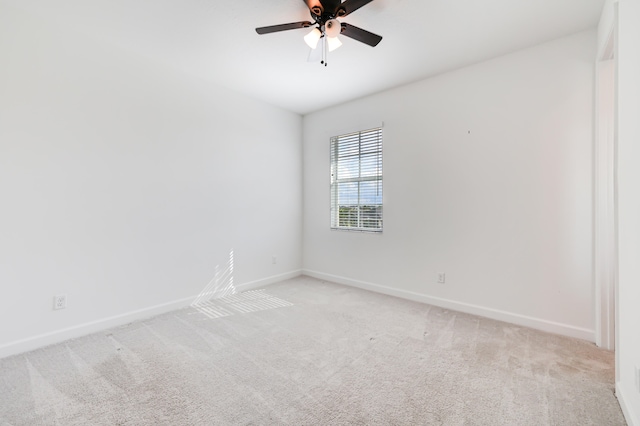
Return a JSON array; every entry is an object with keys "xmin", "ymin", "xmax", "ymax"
[
  {"xmin": 304, "ymin": 28, "xmax": 322, "ymax": 49},
  {"xmin": 256, "ymin": 0, "xmax": 382, "ymax": 66},
  {"xmin": 324, "ymin": 19, "xmax": 341, "ymax": 38},
  {"xmin": 327, "ymin": 35, "xmax": 342, "ymax": 52}
]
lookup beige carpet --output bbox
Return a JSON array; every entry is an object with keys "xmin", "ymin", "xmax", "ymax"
[{"xmin": 0, "ymin": 276, "xmax": 626, "ymax": 425}]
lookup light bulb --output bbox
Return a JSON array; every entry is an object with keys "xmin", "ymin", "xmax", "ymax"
[
  {"xmin": 327, "ymin": 36, "xmax": 342, "ymax": 52},
  {"xmin": 304, "ymin": 28, "xmax": 322, "ymax": 49}
]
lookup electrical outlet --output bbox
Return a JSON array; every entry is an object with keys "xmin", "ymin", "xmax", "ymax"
[
  {"xmin": 437, "ymin": 273, "xmax": 446, "ymax": 284},
  {"xmin": 54, "ymin": 294, "xmax": 67, "ymax": 310},
  {"xmin": 272, "ymin": 255, "xmax": 277, "ymax": 264}
]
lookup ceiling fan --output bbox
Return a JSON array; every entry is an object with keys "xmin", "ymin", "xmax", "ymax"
[{"xmin": 255, "ymin": 0, "xmax": 382, "ymax": 65}]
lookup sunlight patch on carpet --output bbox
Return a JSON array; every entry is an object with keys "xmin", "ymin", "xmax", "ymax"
[{"xmin": 192, "ymin": 289, "xmax": 293, "ymax": 319}]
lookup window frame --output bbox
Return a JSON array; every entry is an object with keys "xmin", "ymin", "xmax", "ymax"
[{"xmin": 330, "ymin": 127, "xmax": 383, "ymax": 233}]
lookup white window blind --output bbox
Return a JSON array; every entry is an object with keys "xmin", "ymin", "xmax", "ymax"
[{"xmin": 330, "ymin": 127, "xmax": 383, "ymax": 232}]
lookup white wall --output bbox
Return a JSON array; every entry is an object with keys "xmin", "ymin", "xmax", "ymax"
[
  {"xmin": 0, "ymin": 4, "xmax": 302, "ymax": 357},
  {"xmin": 303, "ymin": 31, "xmax": 596, "ymax": 340},
  {"xmin": 614, "ymin": 0, "xmax": 640, "ymax": 423}
]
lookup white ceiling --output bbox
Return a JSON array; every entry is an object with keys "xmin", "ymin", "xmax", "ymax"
[{"xmin": 8, "ymin": 0, "xmax": 604, "ymax": 115}]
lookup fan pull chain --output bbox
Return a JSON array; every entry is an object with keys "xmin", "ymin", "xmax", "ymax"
[
  {"xmin": 320, "ymin": 34, "xmax": 327, "ymax": 67},
  {"xmin": 321, "ymin": 35, "xmax": 327, "ymax": 66}
]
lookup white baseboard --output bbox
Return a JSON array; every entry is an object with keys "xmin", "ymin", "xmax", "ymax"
[
  {"xmin": 0, "ymin": 269, "xmax": 302, "ymax": 359},
  {"xmin": 302, "ymin": 269, "xmax": 595, "ymax": 342},
  {"xmin": 617, "ymin": 382, "xmax": 640, "ymax": 426},
  {"xmin": 0, "ymin": 296, "xmax": 194, "ymax": 359},
  {"xmin": 235, "ymin": 269, "xmax": 302, "ymax": 292}
]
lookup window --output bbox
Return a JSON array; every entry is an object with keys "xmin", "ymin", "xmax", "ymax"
[{"xmin": 330, "ymin": 127, "xmax": 383, "ymax": 232}]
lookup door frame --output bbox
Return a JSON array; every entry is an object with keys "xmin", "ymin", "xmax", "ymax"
[{"xmin": 594, "ymin": 17, "xmax": 617, "ymax": 351}]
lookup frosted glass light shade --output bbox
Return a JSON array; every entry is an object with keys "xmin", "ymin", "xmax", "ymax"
[
  {"xmin": 304, "ymin": 28, "xmax": 322, "ymax": 49},
  {"xmin": 327, "ymin": 36, "xmax": 342, "ymax": 52},
  {"xmin": 325, "ymin": 19, "xmax": 341, "ymax": 38}
]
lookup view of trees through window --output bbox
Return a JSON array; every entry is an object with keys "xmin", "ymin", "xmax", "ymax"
[
  {"xmin": 330, "ymin": 128, "xmax": 383, "ymax": 232},
  {"xmin": 338, "ymin": 205, "xmax": 382, "ymax": 229}
]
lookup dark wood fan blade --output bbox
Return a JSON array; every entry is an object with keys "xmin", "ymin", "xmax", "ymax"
[
  {"xmin": 256, "ymin": 21, "xmax": 313, "ymax": 35},
  {"xmin": 303, "ymin": 0, "xmax": 321, "ymax": 16},
  {"xmin": 338, "ymin": 0, "xmax": 375, "ymax": 17},
  {"xmin": 303, "ymin": 0, "xmax": 342, "ymax": 16},
  {"xmin": 340, "ymin": 23, "xmax": 382, "ymax": 46}
]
